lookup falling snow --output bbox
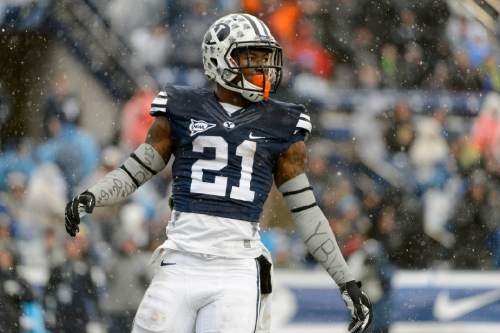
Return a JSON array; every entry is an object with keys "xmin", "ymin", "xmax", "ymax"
[{"xmin": 0, "ymin": 1, "xmax": 499, "ymax": 332}]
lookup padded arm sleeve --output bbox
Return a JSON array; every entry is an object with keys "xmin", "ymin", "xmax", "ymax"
[
  {"xmin": 279, "ymin": 173, "xmax": 354, "ymax": 285},
  {"xmin": 88, "ymin": 143, "xmax": 166, "ymax": 206}
]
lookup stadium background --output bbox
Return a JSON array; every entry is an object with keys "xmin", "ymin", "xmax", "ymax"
[{"xmin": 1, "ymin": 0, "xmax": 500, "ymax": 332}]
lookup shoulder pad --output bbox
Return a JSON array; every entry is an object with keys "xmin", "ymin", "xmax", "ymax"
[
  {"xmin": 268, "ymin": 99, "xmax": 312, "ymax": 136},
  {"xmin": 149, "ymin": 85, "xmax": 207, "ymax": 118}
]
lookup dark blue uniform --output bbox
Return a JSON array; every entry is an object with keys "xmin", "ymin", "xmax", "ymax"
[{"xmin": 150, "ymin": 86, "xmax": 311, "ymax": 222}]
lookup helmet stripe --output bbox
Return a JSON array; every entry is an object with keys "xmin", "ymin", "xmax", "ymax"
[
  {"xmin": 257, "ymin": 18, "xmax": 270, "ymax": 37},
  {"xmin": 242, "ymin": 14, "xmax": 264, "ymax": 37}
]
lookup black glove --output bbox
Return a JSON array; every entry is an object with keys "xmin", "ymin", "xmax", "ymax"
[
  {"xmin": 64, "ymin": 191, "xmax": 95, "ymax": 237},
  {"xmin": 340, "ymin": 280, "xmax": 373, "ymax": 333}
]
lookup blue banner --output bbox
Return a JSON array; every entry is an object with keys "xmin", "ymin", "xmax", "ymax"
[{"xmin": 273, "ymin": 270, "xmax": 500, "ymax": 333}]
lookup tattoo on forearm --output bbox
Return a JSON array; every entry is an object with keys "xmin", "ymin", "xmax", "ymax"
[
  {"xmin": 143, "ymin": 145, "xmax": 155, "ymax": 167},
  {"xmin": 95, "ymin": 176, "xmax": 137, "ymax": 205},
  {"xmin": 304, "ymin": 220, "xmax": 347, "ymax": 282},
  {"xmin": 133, "ymin": 169, "xmax": 149, "ymax": 184}
]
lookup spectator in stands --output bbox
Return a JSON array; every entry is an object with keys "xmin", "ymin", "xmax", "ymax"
[
  {"xmin": 449, "ymin": 135, "xmax": 481, "ymax": 177},
  {"xmin": 22, "ymin": 162, "xmax": 66, "ymax": 229},
  {"xmin": 392, "ymin": 9, "xmax": 420, "ymax": 49},
  {"xmin": 398, "ymin": 42, "xmax": 428, "ymax": 89},
  {"xmin": 37, "ymin": 75, "xmax": 100, "ymax": 197},
  {"xmin": 266, "ymin": 0, "xmax": 301, "ymax": 51},
  {"xmin": 0, "ymin": 172, "xmax": 28, "ymax": 232},
  {"xmin": 446, "ymin": 15, "xmax": 472, "ymax": 52},
  {"xmin": 102, "ymin": 232, "xmax": 149, "ymax": 333},
  {"xmin": 449, "ymin": 170, "xmax": 496, "ymax": 269},
  {"xmin": 0, "ymin": 138, "xmax": 35, "ymax": 191},
  {"xmin": 380, "ymin": 43, "xmax": 399, "ymax": 88},
  {"xmin": 352, "ymin": 26, "xmax": 377, "ymax": 70},
  {"xmin": 472, "ymin": 94, "xmax": 500, "ymax": 178},
  {"xmin": 480, "ymin": 55, "xmax": 500, "ymax": 92},
  {"xmin": 471, "ymin": 93, "xmax": 500, "ymax": 154},
  {"xmin": 120, "ymin": 88, "xmax": 156, "ymax": 151},
  {"xmin": 446, "ymin": 13, "xmax": 491, "ymax": 68},
  {"xmin": 357, "ymin": 63, "xmax": 382, "ymax": 89},
  {"xmin": 464, "ymin": 28, "xmax": 491, "ymax": 68},
  {"xmin": 289, "ymin": 20, "xmax": 334, "ymax": 80},
  {"xmin": 306, "ymin": 140, "xmax": 336, "ymax": 202},
  {"xmin": 44, "ymin": 235, "xmax": 102, "ymax": 333},
  {"xmin": 130, "ymin": 23, "xmax": 173, "ymax": 69},
  {"xmin": 106, "ymin": 0, "xmax": 166, "ymax": 37},
  {"xmin": 169, "ymin": 0, "xmax": 218, "ymax": 69},
  {"xmin": 423, "ymin": 60, "xmax": 450, "ymax": 90},
  {"xmin": 384, "ymin": 101, "xmax": 415, "ymax": 154},
  {"xmin": 43, "ymin": 227, "xmax": 65, "ymax": 268},
  {"xmin": 372, "ymin": 204, "xmax": 403, "ymax": 265},
  {"xmin": 327, "ymin": 178, "xmax": 367, "ymax": 257},
  {"xmin": 322, "ymin": 0, "xmax": 358, "ymax": 64},
  {"xmin": 0, "ymin": 213, "xmax": 13, "ymax": 246},
  {"xmin": 410, "ymin": 116, "xmax": 456, "ymax": 248},
  {"xmin": 0, "ymin": 82, "xmax": 11, "ymax": 148},
  {"xmin": 0, "ymin": 244, "xmax": 34, "ymax": 333},
  {"xmin": 42, "ymin": 74, "xmax": 82, "ymax": 137},
  {"xmin": 448, "ymin": 51, "xmax": 482, "ymax": 91},
  {"xmin": 241, "ymin": 0, "xmax": 263, "ymax": 16}
]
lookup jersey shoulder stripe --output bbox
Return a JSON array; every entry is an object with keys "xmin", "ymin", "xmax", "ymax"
[
  {"xmin": 299, "ymin": 113, "xmax": 310, "ymax": 121},
  {"xmin": 149, "ymin": 90, "xmax": 168, "ymax": 116},
  {"xmin": 152, "ymin": 95, "xmax": 168, "ymax": 106},
  {"xmin": 296, "ymin": 118, "xmax": 312, "ymax": 133},
  {"xmin": 294, "ymin": 107, "xmax": 312, "ymax": 135}
]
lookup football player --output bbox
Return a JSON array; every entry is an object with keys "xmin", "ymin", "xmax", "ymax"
[{"xmin": 65, "ymin": 13, "xmax": 373, "ymax": 333}]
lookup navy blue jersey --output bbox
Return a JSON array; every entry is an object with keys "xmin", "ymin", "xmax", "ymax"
[{"xmin": 150, "ymin": 85, "xmax": 311, "ymax": 222}]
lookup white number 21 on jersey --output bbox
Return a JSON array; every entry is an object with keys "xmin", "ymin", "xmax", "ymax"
[{"xmin": 190, "ymin": 136, "xmax": 256, "ymax": 202}]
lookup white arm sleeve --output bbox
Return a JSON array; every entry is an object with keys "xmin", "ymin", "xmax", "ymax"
[
  {"xmin": 88, "ymin": 143, "xmax": 167, "ymax": 206},
  {"xmin": 278, "ymin": 173, "xmax": 354, "ymax": 285}
]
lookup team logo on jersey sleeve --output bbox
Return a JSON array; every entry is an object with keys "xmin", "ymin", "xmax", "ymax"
[{"xmin": 189, "ymin": 119, "xmax": 216, "ymax": 136}]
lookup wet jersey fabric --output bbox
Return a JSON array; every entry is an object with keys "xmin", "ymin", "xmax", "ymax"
[{"xmin": 150, "ymin": 85, "xmax": 311, "ymax": 223}]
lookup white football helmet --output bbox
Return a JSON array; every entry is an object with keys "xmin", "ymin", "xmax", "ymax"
[{"xmin": 202, "ymin": 13, "xmax": 282, "ymax": 102}]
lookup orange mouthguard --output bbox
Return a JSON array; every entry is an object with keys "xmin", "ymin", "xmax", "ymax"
[{"xmin": 248, "ymin": 74, "xmax": 271, "ymax": 100}]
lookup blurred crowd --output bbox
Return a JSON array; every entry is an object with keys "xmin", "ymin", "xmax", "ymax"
[
  {"xmin": 1, "ymin": 0, "xmax": 500, "ymax": 332},
  {"xmin": 103, "ymin": 0, "xmax": 500, "ymax": 95}
]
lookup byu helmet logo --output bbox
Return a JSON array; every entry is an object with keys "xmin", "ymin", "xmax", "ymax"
[{"xmin": 214, "ymin": 23, "xmax": 230, "ymax": 41}]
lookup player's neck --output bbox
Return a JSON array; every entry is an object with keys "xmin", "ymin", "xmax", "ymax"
[{"xmin": 214, "ymin": 85, "xmax": 251, "ymax": 108}]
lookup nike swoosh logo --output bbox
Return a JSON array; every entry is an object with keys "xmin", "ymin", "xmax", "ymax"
[
  {"xmin": 160, "ymin": 260, "xmax": 176, "ymax": 267},
  {"xmin": 249, "ymin": 132, "xmax": 265, "ymax": 140},
  {"xmin": 433, "ymin": 289, "xmax": 500, "ymax": 321}
]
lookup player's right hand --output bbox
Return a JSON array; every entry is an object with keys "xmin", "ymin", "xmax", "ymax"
[
  {"xmin": 340, "ymin": 280, "xmax": 373, "ymax": 333},
  {"xmin": 64, "ymin": 191, "xmax": 96, "ymax": 237}
]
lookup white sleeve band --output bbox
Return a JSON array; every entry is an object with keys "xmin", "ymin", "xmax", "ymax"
[
  {"xmin": 279, "ymin": 173, "xmax": 354, "ymax": 285},
  {"xmin": 88, "ymin": 143, "xmax": 167, "ymax": 207}
]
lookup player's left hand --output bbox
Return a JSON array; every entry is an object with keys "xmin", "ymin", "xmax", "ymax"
[{"xmin": 340, "ymin": 280, "xmax": 373, "ymax": 333}]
